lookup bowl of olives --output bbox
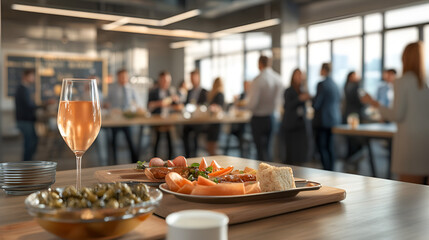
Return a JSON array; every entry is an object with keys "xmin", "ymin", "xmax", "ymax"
[{"xmin": 25, "ymin": 183, "xmax": 162, "ymax": 240}]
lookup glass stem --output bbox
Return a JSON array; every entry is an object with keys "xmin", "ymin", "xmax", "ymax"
[{"xmin": 76, "ymin": 154, "xmax": 83, "ymax": 190}]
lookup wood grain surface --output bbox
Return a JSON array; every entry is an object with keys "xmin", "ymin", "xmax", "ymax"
[
  {"xmin": 102, "ymin": 112, "xmax": 251, "ymax": 128},
  {"xmin": 94, "ymin": 168, "xmax": 164, "ymax": 184},
  {"xmin": 155, "ymin": 186, "xmax": 345, "ymax": 224},
  {"xmin": 2, "ymin": 156, "xmax": 429, "ymax": 240},
  {"xmin": 332, "ymin": 123, "xmax": 396, "ymax": 138}
]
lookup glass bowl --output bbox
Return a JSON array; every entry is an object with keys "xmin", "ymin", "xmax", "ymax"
[{"xmin": 25, "ymin": 185, "xmax": 162, "ymax": 240}]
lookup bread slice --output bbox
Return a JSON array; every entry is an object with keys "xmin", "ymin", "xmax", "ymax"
[{"xmin": 257, "ymin": 163, "xmax": 296, "ymax": 192}]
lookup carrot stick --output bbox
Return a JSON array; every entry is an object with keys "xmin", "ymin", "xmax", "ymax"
[{"xmin": 208, "ymin": 166, "xmax": 233, "ymax": 177}]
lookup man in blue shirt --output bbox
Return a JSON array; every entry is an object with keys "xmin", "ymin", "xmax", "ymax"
[
  {"xmin": 312, "ymin": 63, "xmax": 341, "ymax": 171},
  {"xmin": 105, "ymin": 69, "xmax": 138, "ymax": 163},
  {"xmin": 377, "ymin": 69, "xmax": 396, "ymax": 107}
]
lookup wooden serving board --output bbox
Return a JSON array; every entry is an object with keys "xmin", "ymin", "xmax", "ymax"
[
  {"xmin": 155, "ymin": 186, "xmax": 346, "ymax": 224},
  {"xmin": 0, "ymin": 215, "xmax": 167, "ymax": 240}
]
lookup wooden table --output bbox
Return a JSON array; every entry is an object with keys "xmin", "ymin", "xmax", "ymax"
[
  {"xmin": 332, "ymin": 123, "xmax": 396, "ymax": 138},
  {"xmin": 2, "ymin": 156, "xmax": 429, "ymax": 239},
  {"xmin": 332, "ymin": 123, "xmax": 396, "ymax": 178},
  {"xmin": 101, "ymin": 112, "xmax": 252, "ymax": 128},
  {"xmin": 102, "ymin": 112, "xmax": 252, "ymax": 163}
]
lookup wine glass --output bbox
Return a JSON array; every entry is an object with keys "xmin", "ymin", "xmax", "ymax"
[{"xmin": 57, "ymin": 79, "xmax": 101, "ymax": 189}]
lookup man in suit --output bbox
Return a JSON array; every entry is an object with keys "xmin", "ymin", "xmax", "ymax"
[
  {"xmin": 148, "ymin": 71, "xmax": 180, "ymax": 159},
  {"xmin": 105, "ymin": 69, "xmax": 138, "ymax": 163},
  {"xmin": 312, "ymin": 63, "xmax": 341, "ymax": 171},
  {"xmin": 15, "ymin": 69, "xmax": 39, "ymax": 161},
  {"xmin": 183, "ymin": 70, "xmax": 207, "ymax": 157}
]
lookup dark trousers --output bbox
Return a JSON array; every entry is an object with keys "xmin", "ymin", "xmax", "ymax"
[
  {"xmin": 183, "ymin": 125, "xmax": 199, "ymax": 157},
  {"xmin": 153, "ymin": 128, "xmax": 173, "ymax": 159},
  {"xmin": 250, "ymin": 115, "xmax": 273, "ymax": 162},
  {"xmin": 17, "ymin": 121, "xmax": 38, "ymax": 161},
  {"xmin": 314, "ymin": 127, "xmax": 335, "ymax": 171},
  {"xmin": 284, "ymin": 128, "xmax": 309, "ymax": 165},
  {"xmin": 111, "ymin": 127, "xmax": 138, "ymax": 163}
]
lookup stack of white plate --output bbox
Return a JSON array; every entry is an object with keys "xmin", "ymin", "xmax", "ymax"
[{"xmin": 0, "ymin": 161, "xmax": 57, "ymax": 195}]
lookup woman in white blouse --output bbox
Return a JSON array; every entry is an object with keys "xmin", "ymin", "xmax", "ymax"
[{"xmin": 362, "ymin": 41, "xmax": 429, "ymax": 184}]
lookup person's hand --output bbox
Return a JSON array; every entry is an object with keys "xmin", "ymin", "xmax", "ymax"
[
  {"xmin": 171, "ymin": 95, "xmax": 180, "ymax": 103},
  {"xmin": 298, "ymin": 93, "xmax": 311, "ymax": 101},
  {"xmin": 162, "ymin": 98, "xmax": 172, "ymax": 107},
  {"xmin": 360, "ymin": 93, "xmax": 380, "ymax": 108}
]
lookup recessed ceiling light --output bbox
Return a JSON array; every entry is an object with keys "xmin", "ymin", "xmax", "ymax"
[{"xmin": 11, "ymin": 4, "xmax": 200, "ymax": 27}]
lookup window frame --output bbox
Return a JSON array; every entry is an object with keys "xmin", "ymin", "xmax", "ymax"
[{"xmin": 298, "ymin": 9, "xmax": 429, "ymax": 95}]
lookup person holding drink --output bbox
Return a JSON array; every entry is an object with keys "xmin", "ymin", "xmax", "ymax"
[
  {"xmin": 361, "ymin": 42, "xmax": 429, "ymax": 184},
  {"xmin": 148, "ymin": 71, "xmax": 181, "ymax": 159}
]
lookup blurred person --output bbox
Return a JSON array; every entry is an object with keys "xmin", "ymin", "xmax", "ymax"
[
  {"xmin": 343, "ymin": 71, "xmax": 365, "ymax": 122},
  {"xmin": 148, "ymin": 71, "xmax": 180, "ymax": 159},
  {"xmin": 206, "ymin": 77, "xmax": 225, "ymax": 155},
  {"xmin": 361, "ymin": 42, "xmax": 429, "ymax": 184},
  {"xmin": 234, "ymin": 81, "xmax": 251, "ymax": 105},
  {"xmin": 105, "ymin": 69, "xmax": 138, "ymax": 163},
  {"xmin": 183, "ymin": 70, "xmax": 208, "ymax": 157},
  {"xmin": 281, "ymin": 69, "xmax": 311, "ymax": 165},
  {"xmin": 226, "ymin": 81, "xmax": 251, "ymax": 156},
  {"xmin": 312, "ymin": 63, "xmax": 341, "ymax": 171},
  {"xmin": 246, "ymin": 56, "xmax": 283, "ymax": 162},
  {"xmin": 177, "ymin": 80, "xmax": 188, "ymax": 104},
  {"xmin": 377, "ymin": 69, "xmax": 397, "ymax": 107},
  {"xmin": 15, "ymin": 69, "xmax": 39, "ymax": 161},
  {"xmin": 343, "ymin": 71, "xmax": 365, "ymax": 158}
]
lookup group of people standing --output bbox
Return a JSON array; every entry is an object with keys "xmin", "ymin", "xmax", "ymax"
[
  {"xmin": 280, "ymin": 63, "xmax": 340, "ymax": 171},
  {"xmin": 281, "ymin": 41, "xmax": 429, "ymax": 184},
  {"xmin": 14, "ymin": 42, "xmax": 429, "ymax": 185},
  {"xmin": 102, "ymin": 68, "xmax": 227, "ymax": 162}
]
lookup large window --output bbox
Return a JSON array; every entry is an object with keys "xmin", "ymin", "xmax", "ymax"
[
  {"xmin": 292, "ymin": 2, "xmax": 429, "ymax": 99},
  {"xmin": 332, "ymin": 37, "xmax": 362, "ymax": 91},
  {"xmin": 364, "ymin": 13, "xmax": 383, "ymax": 33},
  {"xmin": 385, "ymin": 3, "xmax": 429, "ymax": 28},
  {"xmin": 212, "ymin": 54, "xmax": 244, "ymax": 103},
  {"xmin": 364, "ymin": 34, "xmax": 382, "ymax": 97},
  {"xmin": 187, "ymin": 32, "xmax": 271, "ymax": 103},
  {"xmin": 423, "ymin": 25, "xmax": 429, "ymax": 82},
  {"xmin": 308, "ymin": 41, "xmax": 330, "ymax": 95},
  {"xmin": 384, "ymin": 27, "xmax": 419, "ymax": 74},
  {"xmin": 298, "ymin": 46, "xmax": 306, "ymax": 72},
  {"xmin": 308, "ymin": 17, "xmax": 362, "ymax": 42}
]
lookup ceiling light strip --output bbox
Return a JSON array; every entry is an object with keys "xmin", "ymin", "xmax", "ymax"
[
  {"xmin": 11, "ymin": 4, "xmax": 199, "ymax": 27},
  {"xmin": 211, "ymin": 18, "xmax": 280, "ymax": 38},
  {"xmin": 160, "ymin": 9, "xmax": 201, "ymax": 26},
  {"xmin": 110, "ymin": 26, "xmax": 210, "ymax": 39},
  {"xmin": 101, "ymin": 17, "xmax": 130, "ymax": 30},
  {"xmin": 170, "ymin": 41, "xmax": 197, "ymax": 49}
]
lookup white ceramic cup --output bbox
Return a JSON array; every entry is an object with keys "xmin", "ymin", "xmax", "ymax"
[{"xmin": 166, "ymin": 210, "xmax": 229, "ymax": 240}]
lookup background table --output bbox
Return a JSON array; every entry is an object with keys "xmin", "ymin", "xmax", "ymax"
[
  {"xmin": 101, "ymin": 112, "xmax": 252, "ymax": 128},
  {"xmin": 102, "ymin": 112, "xmax": 252, "ymax": 163},
  {"xmin": 333, "ymin": 123, "xmax": 396, "ymax": 178},
  {"xmin": 2, "ymin": 156, "xmax": 429, "ymax": 239}
]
